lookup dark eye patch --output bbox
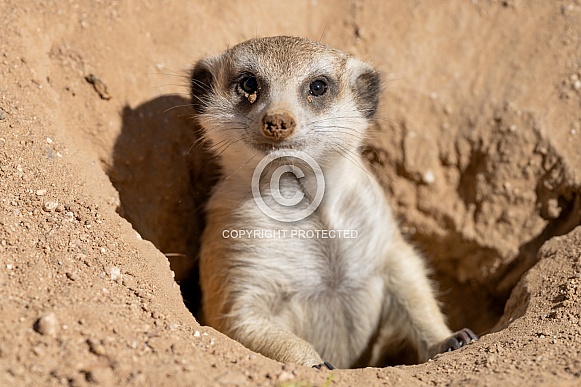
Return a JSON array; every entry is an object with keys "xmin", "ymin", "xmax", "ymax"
[{"xmin": 300, "ymin": 75, "xmax": 336, "ymax": 112}]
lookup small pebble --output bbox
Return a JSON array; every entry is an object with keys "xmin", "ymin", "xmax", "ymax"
[
  {"xmin": 278, "ymin": 371, "xmax": 295, "ymax": 382},
  {"xmin": 87, "ymin": 338, "xmax": 106, "ymax": 356},
  {"xmin": 423, "ymin": 170, "xmax": 436, "ymax": 184},
  {"xmin": 36, "ymin": 189, "xmax": 47, "ymax": 196},
  {"xmin": 34, "ymin": 313, "xmax": 59, "ymax": 336},
  {"xmin": 110, "ymin": 267, "xmax": 121, "ymax": 281},
  {"xmin": 42, "ymin": 200, "xmax": 58, "ymax": 212},
  {"xmin": 66, "ymin": 272, "xmax": 77, "ymax": 281}
]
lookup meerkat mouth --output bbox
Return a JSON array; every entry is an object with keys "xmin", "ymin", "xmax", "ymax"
[{"xmin": 251, "ymin": 139, "xmax": 307, "ymax": 155}]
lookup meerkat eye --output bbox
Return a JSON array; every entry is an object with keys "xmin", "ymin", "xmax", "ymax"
[
  {"xmin": 309, "ymin": 79, "xmax": 328, "ymax": 96},
  {"xmin": 239, "ymin": 75, "xmax": 258, "ymax": 94}
]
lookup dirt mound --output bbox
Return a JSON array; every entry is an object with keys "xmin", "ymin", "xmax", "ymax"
[{"xmin": 1, "ymin": 1, "xmax": 580, "ymax": 385}]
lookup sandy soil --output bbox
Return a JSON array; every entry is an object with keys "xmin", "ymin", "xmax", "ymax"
[{"xmin": 1, "ymin": 0, "xmax": 581, "ymax": 385}]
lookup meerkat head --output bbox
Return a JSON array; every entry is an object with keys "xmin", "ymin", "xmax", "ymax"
[{"xmin": 191, "ymin": 36, "xmax": 380, "ymax": 167}]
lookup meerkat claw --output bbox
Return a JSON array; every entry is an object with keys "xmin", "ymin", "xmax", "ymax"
[
  {"xmin": 439, "ymin": 328, "xmax": 479, "ymax": 353},
  {"xmin": 312, "ymin": 361, "xmax": 335, "ymax": 370}
]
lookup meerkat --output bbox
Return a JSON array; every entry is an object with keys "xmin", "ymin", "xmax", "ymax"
[{"xmin": 190, "ymin": 36, "xmax": 477, "ymax": 369}]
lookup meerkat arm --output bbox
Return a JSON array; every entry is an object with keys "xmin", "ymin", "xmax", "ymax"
[
  {"xmin": 200, "ymin": 240, "xmax": 329, "ymax": 368},
  {"xmin": 227, "ymin": 312, "xmax": 326, "ymax": 367},
  {"xmin": 378, "ymin": 235, "xmax": 461, "ymax": 362}
]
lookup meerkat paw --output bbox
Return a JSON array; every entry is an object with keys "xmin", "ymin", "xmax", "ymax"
[
  {"xmin": 312, "ymin": 361, "xmax": 335, "ymax": 370},
  {"xmin": 436, "ymin": 328, "xmax": 479, "ymax": 354}
]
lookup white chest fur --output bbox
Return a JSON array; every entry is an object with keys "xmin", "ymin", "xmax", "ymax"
[{"xmin": 201, "ymin": 156, "xmax": 397, "ymax": 367}]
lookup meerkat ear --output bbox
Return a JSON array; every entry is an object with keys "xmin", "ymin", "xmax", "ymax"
[
  {"xmin": 191, "ymin": 56, "xmax": 221, "ymax": 114},
  {"xmin": 347, "ymin": 58, "xmax": 381, "ymax": 119}
]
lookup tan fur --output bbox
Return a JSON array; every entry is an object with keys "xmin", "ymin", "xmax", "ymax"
[{"xmin": 192, "ymin": 36, "xmax": 473, "ymax": 369}]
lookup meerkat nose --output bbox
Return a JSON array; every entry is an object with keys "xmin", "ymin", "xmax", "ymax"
[{"xmin": 261, "ymin": 111, "xmax": 296, "ymax": 140}]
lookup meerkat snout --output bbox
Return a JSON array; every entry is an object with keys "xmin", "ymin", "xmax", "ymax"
[{"xmin": 261, "ymin": 111, "xmax": 296, "ymax": 140}]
